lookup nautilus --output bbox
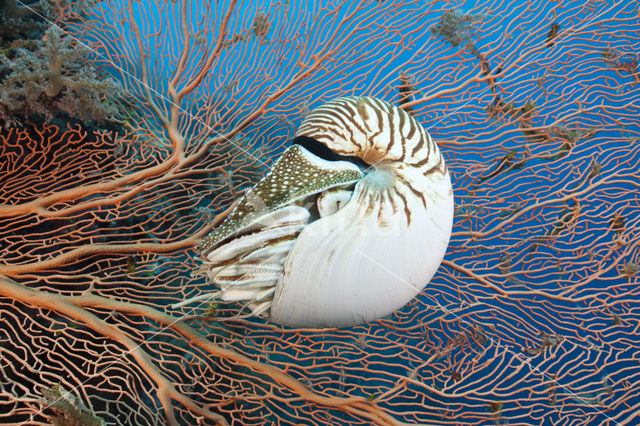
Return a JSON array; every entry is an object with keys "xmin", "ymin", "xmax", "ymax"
[{"xmin": 178, "ymin": 96, "xmax": 454, "ymax": 328}]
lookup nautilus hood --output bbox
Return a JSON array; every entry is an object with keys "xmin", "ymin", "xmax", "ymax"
[{"xmin": 195, "ymin": 143, "xmax": 364, "ymax": 257}]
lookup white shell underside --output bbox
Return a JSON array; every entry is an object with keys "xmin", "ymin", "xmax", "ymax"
[{"xmin": 271, "ymin": 172, "xmax": 453, "ymax": 327}]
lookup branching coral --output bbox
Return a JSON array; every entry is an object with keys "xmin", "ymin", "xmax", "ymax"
[
  {"xmin": 0, "ymin": 0, "xmax": 42, "ymax": 19},
  {"xmin": 0, "ymin": 0, "xmax": 46, "ymax": 42},
  {"xmin": 0, "ymin": 26, "xmax": 121, "ymax": 126}
]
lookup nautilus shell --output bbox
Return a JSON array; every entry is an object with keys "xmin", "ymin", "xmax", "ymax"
[{"xmin": 185, "ymin": 96, "xmax": 454, "ymax": 328}]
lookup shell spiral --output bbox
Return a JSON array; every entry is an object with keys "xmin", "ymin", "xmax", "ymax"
[{"xmin": 191, "ymin": 96, "xmax": 454, "ymax": 328}]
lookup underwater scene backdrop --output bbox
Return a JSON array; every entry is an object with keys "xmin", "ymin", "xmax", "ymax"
[{"xmin": 0, "ymin": 0, "xmax": 639, "ymax": 424}]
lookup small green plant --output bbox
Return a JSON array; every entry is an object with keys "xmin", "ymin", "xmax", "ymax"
[
  {"xmin": 207, "ymin": 301, "xmax": 219, "ymax": 317},
  {"xmin": 431, "ymin": 9, "xmax": 486, "ymax": 47},
  {"xmin": 41, "ymin": 384, "xmax": 105, "ymax": 426}
]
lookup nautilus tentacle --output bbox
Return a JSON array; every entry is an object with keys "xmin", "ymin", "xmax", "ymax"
[{"xmin": 181, "ymin": 96, "xmax": 454, "ymax": 328}]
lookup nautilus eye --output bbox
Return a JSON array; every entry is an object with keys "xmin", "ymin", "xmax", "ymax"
[
  {"xmin": 316, "ymin": 189, "xmax": 352, "ymax": 217},
  {"xmin": 176, "ymin": 96, "xmax": 454, "ymax": 328}
]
